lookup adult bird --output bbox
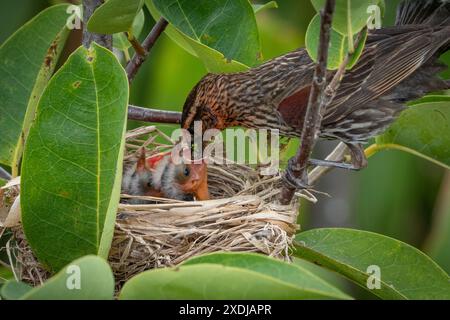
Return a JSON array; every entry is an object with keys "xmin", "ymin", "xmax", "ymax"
[{"xmin": 181, "ymin": 0, "xmax": 450, "ymax": 187}]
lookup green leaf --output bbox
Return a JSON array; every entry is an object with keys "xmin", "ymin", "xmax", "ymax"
[
  {"xmin": 408, "ymin": 95, "xmax": 450, "ymax": 106},
  {"xmin": 147, "ymin": 0, "xmax": 261, "ymax": 72},
  {"xmin": 182, "ymin": 252, "xmax": 352, "ymax": 300},
  {"xmin": 0, "ymin": 4, "xmax": 70, "ymax": 173},
  {"xmin": 305, "ymin": 13, "xmax": 367, "ymax": 70},
  {"xmin": 306, "ymin": 14, "xmax": 345, "ymax": 70},
  {"xmin": 21, "ymin": 43, "xmax": 129, "ymax": 272},
  {"xmin": 120, "ymin": 262, "xmax": 352, "ymax": 299},
  {"xmin": 311, "ymin": 0, "xmax": 380, "ymax": 36},
  {"xmin": 0, "ymin": 265, "xmax": 14, "ymax": 283},
  {"xmin": 253, "ymin": 1, "xmax": 278, "ymax": 14},
  {"xmin": 113, "ymin": 9, "xmax": 145, "ymax": 51},
  {"xmin": 1, "ymin": 281, "xmax": 32, "ymax": 300},
  {"xmin": 294, "ymin": 228, "xmax": 450, "ymax": 300},
  {"xmin": 87, "ymin": 0, "xmax": 144, "ymax": 34},
  {"xmin": 424, "ymin": 175, "xmax": 450, "ymax": 273},
  {"xmin": 375, "ymin": 102, "xmax": 450, "ymax": 169},
  {"xmin": 2, "ymin": 256, "xmax": 114, "ymax": 300}
]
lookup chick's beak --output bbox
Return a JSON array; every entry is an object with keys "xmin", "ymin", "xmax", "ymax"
[
  {"xmin": 178, "ymin": 162, "xmax": 209, "ymax": 201},
  {"xmin": 191, "ymin": 162, "xmax": 209, "ymax": 201}
]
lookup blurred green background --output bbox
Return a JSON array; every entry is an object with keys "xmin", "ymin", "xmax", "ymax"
[{"xmin": 1, "ymin": 0, "xmax": 449, "ymax": 299}]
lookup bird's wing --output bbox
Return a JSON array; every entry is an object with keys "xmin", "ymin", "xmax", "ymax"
[
  {"xmin": 262, "ymin": 28, "xmax": 435, "ymax": 130},
  {"xmin": 322, "ymin": 26, "xmax": 439, "ymax": 125}
]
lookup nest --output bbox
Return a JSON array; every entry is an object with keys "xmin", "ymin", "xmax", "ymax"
[{"xmin": 1, "ymin": 126, "xmax": 300, "ymax": 289}]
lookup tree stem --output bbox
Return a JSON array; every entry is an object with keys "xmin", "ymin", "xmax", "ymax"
[
  {"xmin": 125, "ymin": 18, "xmax": 168, "ymax": 83},
  {"xmin": 128, "ymin": 105, "xmax": 181, "ymax": 124},
  {"xmin": 279, "ymin": 0, "xmax": 336, "ymax": 205}
]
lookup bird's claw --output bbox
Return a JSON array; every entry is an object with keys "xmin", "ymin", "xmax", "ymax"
[{"xmin": 283, "ymin": 163, "xmax": 312, "ymax": 190}]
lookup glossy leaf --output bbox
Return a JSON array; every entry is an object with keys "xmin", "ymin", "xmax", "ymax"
[
  {"xmin": 305, "ymin": 13, "xmax": 367, "ymax": 70},
  {"xmin": 1, "ymin": 281, "xmax": 32, "ymax": 300},
  {"xmin": 375, "ymin": 102, "xmax": 450, "ymax": 169},
  {"xmin": 113, "ymin": 10, "xmax": 145, "ymax": 51},
  {"xmin": 1, "ymin": 256, "xmax": 114, "ymax": 300},
  {"xmin": 182, "ymin": 252, "xmax": 352, "ymax": 300},
  {"xmin": 0, "ymin": 4, "xmax": 70, "ymax": 173},
  {"xmin": 147, "ymin": 0, "xmax": 261, "ymax": 72},
  {"xmin": 294, "ymin": 228, "xmax": 450, "ymax": 300},
  {"xmin": 425, "ymin": 173, "xmax": 450, "ymax": 273},
  {"xmin": 409, "ymin": 95, "xmax": 450, "ymax": 105},
  {"xmin": 21, "ymin": 44, "xmax": 129, "ymax": 272},
  {"xmin": 253, "ymin": 1, "xmax": 278, "ymax": 13},
  {"xmin": 311, "ymin": 0, "xmax": 380, "ymax": 36},
  {"xmin": 120, "ymin": 261, "xmax": 351, "ymax": 300},
  {"xmin": 87, "ymin": 0, "xmax": 144, "ymax": 34}
]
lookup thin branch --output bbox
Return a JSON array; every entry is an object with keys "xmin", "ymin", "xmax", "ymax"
[
  {"xmin": 82, "ymin": 0, "xmax": 112, "ymax": 49},
  {"xmin": 126, "ymin": 32, "xmax": 147, "ymax": 56},
  {"xmin": 324, "ymin": 29, "xmax": 365, "ymax": 105},
  {"xmin": 0, "ymin": 166, "xmax": 11, "ymax": 181},
  {"xmin": 128, "ymin": 105, "xmax": 181, "ymax": 124},
  {"xmin": 125, "ymin": 18, "xmax": 169, "ymax": 83},
  {"xmin": 279, "ymin": 0, "xmax": 336, "ymax": 205}
]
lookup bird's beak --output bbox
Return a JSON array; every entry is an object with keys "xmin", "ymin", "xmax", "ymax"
[
  {"xmin": 191, "ymin": 162, "xmax": 209, "ymax": 201},
  {"xmin": 136, "ymin": 147, "xmax": 147, "ymax": 173},
  {"xmin": 179, "ymin": 161, "xmax": 209, "ymax": 201}
]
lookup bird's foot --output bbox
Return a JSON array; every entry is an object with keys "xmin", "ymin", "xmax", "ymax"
[
  {"xmin": 283, "ymin": 159, "xmax": 311, "ymax": 190},
  {"xmin": 309, "ymin": 143, "xmax": 368, "ymax": 171},
  {"xmin": 308, "ymin": 158, "xmax": 356, "ymax": 170}
]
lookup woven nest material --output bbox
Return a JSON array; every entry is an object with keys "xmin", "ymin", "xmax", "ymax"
[{"xmin": 1, "ymin": 126, "xmax": 300, "ymax": 288}]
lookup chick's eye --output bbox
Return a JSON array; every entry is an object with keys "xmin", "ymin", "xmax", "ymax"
[
  {"xmin": 184, "ymin": 167, "xmax": 190, "ymax": 177},
  {"xmin": 147, "ymin": 181, "xmax": 152, "ymax": 187}
]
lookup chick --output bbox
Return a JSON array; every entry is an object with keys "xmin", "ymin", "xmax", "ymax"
[
  {"xmin": 121, "ymin": 148, "xmax": 209, "ymax": 202},
  {"xmin": 151, "ymin": 155, "xmax": 209, "ymax": 201},
  {"xmin": 121, "ymin": 148, "xmax": 154, "ymax": 204}
]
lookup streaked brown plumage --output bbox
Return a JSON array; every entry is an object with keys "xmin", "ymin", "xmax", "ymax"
[{"xmin": 182, "ymin": 0, "xmax": 450, "ymax": 171}]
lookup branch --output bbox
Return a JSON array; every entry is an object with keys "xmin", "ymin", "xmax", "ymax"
[
  {"xmin": 128, "ymin": 105, "xmax": 181, "ymax": 124},
  {"xmin": 125, "ymin": 18, "xmax": 169, "ymax": 83},
  {"xmin": 82, "ymin": 0, "xmax": 112, "ymax": 50},
  {"xmin": 126, "ymin": 32, "xmax": 147, "ymax": 56},
  {"xmin": 324, "ymin": 30, "xmax": 365, "ymax": 104},
  {"xmin": 279, "ymin": 0, "xmax": 336, "ymax": 205}
]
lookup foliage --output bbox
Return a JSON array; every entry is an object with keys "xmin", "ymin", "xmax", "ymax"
[
  {"xmin": 1, "ymin": 256, "xmax": 114, "ymax": 300},
  {"xmin": 120, "ymin": 253, "xmax": 351, "ymax": 299},
  {"xmin": 0, "ymin": 4, "xmax": 70, "ymax": 175},
  {"xmin": 21, "ymin": 43, "xmax": 128, "ymax": 271},
  {"xmin": 294, "ymin": 229, "xmax": 450, "ymax": 300},
  {"xmin": 374, "ymin": 102, "xmax": 450, "ymax": 169},
  {"xmin": 87, "ymin": 0, "xmax": 144, "ymax": 34}
]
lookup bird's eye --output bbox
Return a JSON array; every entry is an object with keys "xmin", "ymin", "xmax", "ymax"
[
  {"xmin": 184, "ymin": 167, "xmax": 190, "ymax": 177},
  {"xmin": 147, "ymin": 181, "xmax": 152, "ymax": 187}
]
